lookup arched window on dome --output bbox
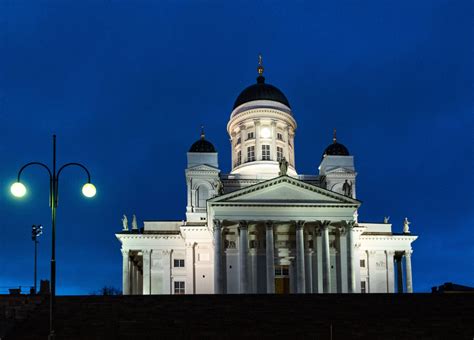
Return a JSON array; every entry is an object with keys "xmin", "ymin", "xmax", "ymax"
[{"xmin": 197, "ymin": 185, "xmax": 209, "ymax": 208}]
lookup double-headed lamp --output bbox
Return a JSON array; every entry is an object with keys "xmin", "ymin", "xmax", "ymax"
[
  {"xmin": 82, "ymin": 183, "xmax": 96, "ymax": 198},
  {"xmin": 11, "ymin": 182, "xmax": 27, "ymax": 198}
]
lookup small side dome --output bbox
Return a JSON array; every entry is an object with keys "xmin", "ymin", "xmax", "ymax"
[
  {"xmin": 189, "ymin": 129, "xmax": 216, "ymax": 153},
  {"xmin": 322, "ymin": 129, "xmax": 350, "ymax": 158}
]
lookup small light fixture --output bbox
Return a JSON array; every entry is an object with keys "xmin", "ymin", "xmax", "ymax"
[
  {"xmin": 82, "ymin": 183, "xmax": 96, "ymax": 198},
  {"xmin": 11, "ymin": 182, "xmax": 27, "ymax": 198},
  {"xmin": 261, "ymin": 127, "xmax": 271, "ymax": 139}
]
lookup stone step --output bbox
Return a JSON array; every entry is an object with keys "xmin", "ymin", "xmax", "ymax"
[{"xmin": 4, "ymin": 294, "xmax": 474, "ymax": 339}]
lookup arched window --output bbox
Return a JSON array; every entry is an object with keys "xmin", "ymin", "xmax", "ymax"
[{"xmin": 197, "ymin": 186, "xmax": 209, "ymax": 208}]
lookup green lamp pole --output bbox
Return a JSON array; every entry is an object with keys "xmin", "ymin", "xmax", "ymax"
[{"xmin": 11, "ymin": 135, "xmax": 96, "ymax": 339}]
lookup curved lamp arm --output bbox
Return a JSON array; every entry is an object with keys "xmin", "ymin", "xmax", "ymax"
[
  {"xmin": 17, "ymin": 162, "xmax": 53, "ymax": 182},
  {"xmin": 57, "ymin": 162, "xmax": 92, "ymax": 183}
]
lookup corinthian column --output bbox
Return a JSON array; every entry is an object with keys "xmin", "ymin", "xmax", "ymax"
[
  {"xmin": 296, "ymin": 221, "xmax": 306, "ymax": 293},
  {"xmin": 396, "ymin": 253, "xmax": 404, "ymax": 293},
  {"xmin": 121, "ymin": 249, "xmax": 131, "ymax": 295},
  {"xmin": 142, "ymin": 249, "xmax": 151, "ymax": 295},
  {"xmin": 239, "ymin": 221, "xmax": 249, "ymax": 293},
  {"xmin": 213, "ymin": 219, "xmax": 223, "ymax": 294},
  {"xmin": 265, "ymin": 221, "xmax": 275, "ymax": 293},
  {"xmin": 321, "ymin": 222, "xmax": 331, "ymax": 293},
  {"xmin": 405, "ymin": 250, "xmax": 413, "ymax": 293},
  {"xmin": 346, "ymin": 221, "xmax": 356, "ymax": 293}
]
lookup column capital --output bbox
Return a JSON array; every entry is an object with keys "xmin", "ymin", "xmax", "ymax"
[
  {"xmin": 315, "ymin": 220, "xmax": 331, "ymax": 230},
  {"xmin": 213, "ymin": 219, "xmax": 222, "ymax": 230},
  {"xmin": 142, "ymin": 249, "xmax": 151, "ymax": 255},
  {"xmin": 121, "ymin": 249, "xmax": 129, "ymax": 256},
  {"xmin": 385, "ymin": 250, "xmax": 395, "ymax": 256},
  {"xmin": 296, "ymin": 220, "xmax": 306, "ymax": 229},
  {"xmin": 271, "ymin": 120, "xmax": 277, "ymax": 126},
  {"xmin": 254, "ymin": 119, "xmax": 261, "ymax": 126},
  {"xmin": 265, "ymin": 220, "xmax": 274, "ymax": 229},
  {"xmin": 239, "ymin": 220, "xmax": 249, "ymax": 229},
  {"xmin": 338, "ymin": 226, "xmax": 347, "ymax": 236},
  {"xmin": 185, "ymin": 242, "xmax": 195, "ymax": 248},
  {"xmin": 405, "ymin": 249, "xmax": 413, "ymax": 257},
  {"xmin": 341, "ymin": 220, "xmax": 356, "ymax": 229}
]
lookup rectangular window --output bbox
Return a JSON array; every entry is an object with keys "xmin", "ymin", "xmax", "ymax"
[
  {"xmin": 173, "ymin": 259, "xmax": 185, "ymax": 268},
  {"xmin": 174, "ymin": 281, "xmax": 185, "ymax": 295},
  {"xmin": 247, "ymin": 146, "xmax": 255, "ymax": 162},
  {"xmin": 361, "ymin": 281, "xmax": 367, "ymax": 293},
  {"xmin": 360, "ymin": 259, "xmax": 365, "ymax": 268},
  {"xmin": 275, "ymin": 266, "xmax": 289, "ymax": 277},
  {"xmin": 277, "ymin": 132, "xmax": 283, "ymax": 141},
  {"xmin": 236, "ymin": 151, "xmax": 242, "ymax": 166},
  {"xmin": 277, "ymin": 147, "xmax": 283, "ymax": 161},
  {"xmin": 262, "ymin": 145, "xmax": 270, "ymax": 160},
  {"xmin": 247, "ymin": 132, "xmax": 254, "ymax": 140}
]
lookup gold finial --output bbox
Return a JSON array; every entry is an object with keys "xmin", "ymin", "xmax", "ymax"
[
  {"xmin": 257, "ymin": 53, "xmax": 264, "ymax": 76},
  {"xmin": 333, "ymin": 128, "xmax": 337, "ymax": 144},
  {"xmin": 200, "ymin": 126, "xmax": 205, "ymax": 139}
]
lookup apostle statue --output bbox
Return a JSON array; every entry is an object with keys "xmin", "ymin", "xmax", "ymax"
[
  {"xmin": 121, "ymin": 214, "xmax": 128, "ymax": 231},
  {"xmin": 132, "ymin": 214, "xmax": 138, "ymax": 231},
  {"xmin": 342, "ymin": 180, "xmax": 353, "ymax": 197},
  {"xmin": 403, "ymin": 217, "xmax": 411, "ymax": 234},
  {"xmin": 384, "ymin": 216, "xmax": 390, "ymax": 224},
  {"xmin": 214, "ymin": 179, "xmax": 224, "ymax": 196},
  {"xmin": 279, "ymin": 157, "xmax": 289, "ymax": 176}
]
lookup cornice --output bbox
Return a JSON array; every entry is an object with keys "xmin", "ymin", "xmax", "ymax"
[{"xmin": 116, "ymin": 234, "xmax": 183, "ymax": 240}]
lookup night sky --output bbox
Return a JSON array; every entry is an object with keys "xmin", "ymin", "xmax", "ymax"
[{"xmin": 0, "ymin": 0, "xmax": 472, "ymax": 295}]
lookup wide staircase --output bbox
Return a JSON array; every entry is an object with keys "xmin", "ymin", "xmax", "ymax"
[{"xmin": 2, "ymin": 294, "xmax": 474, "ymax": 339}]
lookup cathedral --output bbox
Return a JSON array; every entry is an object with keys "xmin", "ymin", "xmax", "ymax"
[{"xmin": 116, "ymin": 58, "xmax": 417, "ymax": 295}]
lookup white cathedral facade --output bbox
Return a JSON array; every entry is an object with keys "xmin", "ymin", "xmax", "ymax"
[{"xmin": 116, "ymin": 60, "xmax": 417, "ymax": 295}]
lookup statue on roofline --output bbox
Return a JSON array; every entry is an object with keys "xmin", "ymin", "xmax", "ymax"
[
  {"xmin": 342, "ymin": 179, "xmax": 353, "ymax": 197},
  {"xmin": 279, "ymin": 157, "xmax": 288, "ymax": 176},
  {"xmin": 214, "ymin": 179, "xmax": 224, "ymax": 196},
  {"xmin": 403, "ymin": 217, "xmax": 411, "ymax": 234},
  {"xmin": 132, "ymin": 214, "xmax": 138, "ymax": 231},
  {"xmin": 121, "ymin": 214, "xmax": 128, "ymax": 231}
]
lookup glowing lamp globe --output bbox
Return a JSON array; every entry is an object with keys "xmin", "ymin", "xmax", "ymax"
[
  {"xmin": 82, "ymin": 183, "xmax": 96, "ymax": 198},
  {"xmin": 11, "ymin": 182, "xmax": 27, "ymax": 198},
  {"xmin": 261, "ymin": 127, "xmax": 271, "ymax": 139}
]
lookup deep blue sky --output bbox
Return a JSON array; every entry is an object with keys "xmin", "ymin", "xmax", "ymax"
[{"xmin": 0, "ymin": 0, "xmax": 472, "ymax": 295}]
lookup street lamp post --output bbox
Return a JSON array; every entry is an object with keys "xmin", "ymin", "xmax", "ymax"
[
  {"xmin": 10, "ymin": 135, "xmax": 96, "ymax": 339},
  {"xmin": 32, "ymin": 224, "xmax": 43, "ymax": 294}
]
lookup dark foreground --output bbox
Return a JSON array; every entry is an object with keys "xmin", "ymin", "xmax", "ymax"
[{"xmin": 1, "ymin": 293, "xmax": 474, "ymax": 339}]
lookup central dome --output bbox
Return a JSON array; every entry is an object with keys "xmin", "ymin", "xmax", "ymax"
[{"xmin": 233, "ymin": 75, "xmax": 291, "ymax": 110}]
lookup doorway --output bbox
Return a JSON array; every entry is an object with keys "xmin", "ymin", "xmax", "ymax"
[{"xmin": 275, "ymin": 265, "xmax": 290, "ymax": 294}]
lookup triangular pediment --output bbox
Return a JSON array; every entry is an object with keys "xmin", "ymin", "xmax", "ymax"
[
  {"xmin": 186, "ymin": 164, "xmax": 220, "ymax": 172},
  {"xmin": 210, "ymin": 176, "xmax": 360, "ymax": 205},
  {"xmin": 325, "ymin": 166, "xmax": 355, "ymax": 174}
]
